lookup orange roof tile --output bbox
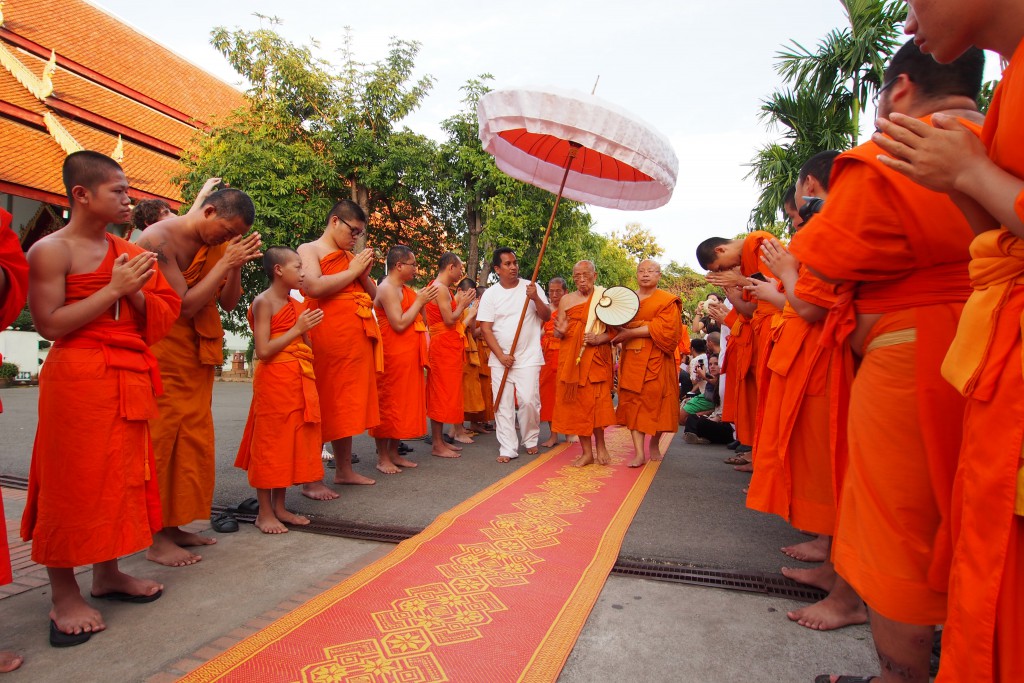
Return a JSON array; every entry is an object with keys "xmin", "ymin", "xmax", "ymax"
[
  {"xmin": 0, "ymin": 61, "xmax": 41, "ymax": 113},
  {"xmin": 3, "ymin": 0, "xmax": 243, "ymax": 124},
  {"xmin": 0, "ymin": 117, "xmax": 68, "ymax": 198}
]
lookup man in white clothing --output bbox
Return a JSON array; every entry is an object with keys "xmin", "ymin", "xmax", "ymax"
[{"xmin": 476, "ymin": 248, "xmax": 551, "ymax": 463}]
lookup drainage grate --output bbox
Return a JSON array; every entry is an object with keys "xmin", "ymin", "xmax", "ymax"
[{"xmin": 1, "ymin": 477, "xmax": 826, "ymax": 603}]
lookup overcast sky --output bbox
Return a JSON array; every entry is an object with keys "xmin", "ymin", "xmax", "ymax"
[{"xmin": 91, "ymin": 0, "xmax": 998, "ymax": 272}]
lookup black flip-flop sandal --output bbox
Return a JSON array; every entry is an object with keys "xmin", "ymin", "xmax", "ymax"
[
  {"xmin": 211, "ymin": 511, "xmax": 239, "ymax": 533},
  {"xmin": 49, "ymin": 620, "xmax": 92, "ymax": 648},
  {"xmin": 234, "ymin": 498, "xmax": 260, "ymax": 515},
  {"xmin": 91, "ymin": 589, "xmax": 163, "ymax": 604}
]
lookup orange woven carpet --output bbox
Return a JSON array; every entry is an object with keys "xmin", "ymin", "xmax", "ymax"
[{"xmin": 182, "ymin": 426, "xmax": 660, "ymax": 683}]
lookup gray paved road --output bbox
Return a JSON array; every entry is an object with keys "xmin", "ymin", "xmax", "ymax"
[{"xmin": 0, "ymin": 382, "xmax": 813, "ymax": 575}]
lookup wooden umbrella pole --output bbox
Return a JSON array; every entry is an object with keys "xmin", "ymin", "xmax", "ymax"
[{"xmin": 493, "ymin": 142, "xmax": 580, "ymax": 408}]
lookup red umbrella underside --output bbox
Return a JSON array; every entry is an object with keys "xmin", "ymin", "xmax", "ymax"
[{"xmin": 497, "ymin": 129, "xmax": 655, "ymax": 184}]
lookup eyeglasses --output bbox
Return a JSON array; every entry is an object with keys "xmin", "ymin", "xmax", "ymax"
[
  {"xmin": 397, "ymin": 260, "xmax": 417, "ymax": 268},
  {"xmin": 871, "ymin": 78, "xmax": 898, "ymax": 108},
  {"xmin": 337, "ymin": 217, "xmax": 365, "ymax": 238}
]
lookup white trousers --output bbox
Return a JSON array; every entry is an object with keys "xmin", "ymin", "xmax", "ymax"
[{"xmin": 489, "ymin": 364, "xmax": 541, "ymax": 459}]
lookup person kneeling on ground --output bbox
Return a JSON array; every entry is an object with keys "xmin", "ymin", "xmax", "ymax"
[{"xmin": 681, "ymin": 355, "xmax": 731, "ymax": 444}]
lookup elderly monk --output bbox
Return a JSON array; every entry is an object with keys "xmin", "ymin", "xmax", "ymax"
[
  {"xmin": 540, "ymin": 276, "xmax": 567, "ymax": 448},
  {"xmin": 612, "ymin": 260, "xmax": 682, "ymax": 467},
  {"xmin": 298, "ymin": 200, "xmax": 380, "ymax": 494},
  {"xmin": 872, "ymin": 7, "xmax": 1024, "ymax": 680},
  {"xmin": 697, "ymin": 231, "xmax": 784, "ymax": 470},
  {"xmin": 0, "ymin": 208, "xmax": 28, "ymax": 668},
  {"xmin": 477, "ymin": 249, "xmax": 551, "ymax": 463},
  {"xmin": 370, "ymin": 246, "xmax": 436, "ymax": 474},
  {"xmin": 790, "ymin": 42, "xmax": 986, "ymax": 683},
  {"xmin": 138, "ymin": 187, "xmax": 259, "ymax": 567},
  {"xmin": 553, "ymin": 260, "xmax": 616, "ymax": 467},
  {"xmin": 425, "ymin": 252, "xmax": 476, "ymax": 457},
  {"xmin": 22, "ymin": 151, "xmax": 180, "ymax": 646}
]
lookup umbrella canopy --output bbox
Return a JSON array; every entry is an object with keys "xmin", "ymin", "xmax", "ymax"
[{"xmin": 477, "ymin": 87, "xmax": 679, "ymax": 211}]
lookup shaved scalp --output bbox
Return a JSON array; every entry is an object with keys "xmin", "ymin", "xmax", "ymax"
[
  {"xmin": 62, "ymin": 150, "xmax": 123, "ymax": 205},
  {"xmin": 885, "ymin": 39, "xmax": 984, "ymax": 101},
  {"xmin": 263, "ymin": 245, "xmax": 298, "ymax": 280},
  {"xmin": 327, "ymin": 199, "xmax": 367, "ymax": 226},
  {"xmin": 798, "ymin": 151, "xmax": 840, "ymax": 191},
  {"xmin": 131, "ymin": 199, "xmax": 171, "ymax": 231},
  {"xmin": 575, "ymin": 260, "xmax": 596, "ymax": 273},
  {"xmin": 386, "ymin": 244, "xmax": 414, "ymax": 270},
  {"xmin": 783, "ymin": 186, "xmax": 797, "ymax": 210},
  {"xmin": 696, "ymin": 237, "xmax": 730, "ymax": 270},
  {"xmin": 438, "ymin": 251, "xmax": 462, "ymax": 271},
  {"xmin": 202, "ymin": 188, "xmax": 256, "ymax": 227},
  {"xmin": 548, "ymin": 276, "xmax": 567, "ymax": 289},
  {"xmin": 457, "ymin": 277, "xmax": 476, "ymax": 291}
]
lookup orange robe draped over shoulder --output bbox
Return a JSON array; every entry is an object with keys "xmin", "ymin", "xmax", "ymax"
[
  {"xmin": 720, "ymin": 310, "xmax": 756, "ymax": 444},
  {"xmin": 22, "ymin": 235, "xmax": 180, "ymax": 566},
  {"xmin": 465, "ymin": 341, "xmax": 494, "ymax": 423},
  {"xmin": 150, "ymin": 242, "xmax": 227, "ymax": 528},
  {"xmin": 933, "ymin": 41, "xmax": 1024, "ymax": 682},
  {"xmin": 747, "ymin": 268, "xmax": 838, "ymax": 535},
  {"xmin": 234, "ymin": 299, "xmax": 322, "ymax": 488},
  {"xmin": 0, "ymin": 209, "xmax": 28, "ymax": 585},
  {"xmin": 539, "ymin": 310, "xmax": 560, "ymax": 422},
  {"xmin": 306, "ymin": 251, "xmax": 381, "ymax": 441},
  {"xmin": 370, "ymin": 286, "xmax": 428, "ymax": 439},
  {"xmin": 425, "ymin": 285, "xmax": 465, "ymax": 424},
  {"xmin": 789, "ymin": 117, "xmax": 977, "ymax": 625},
  {"xmin": 551, "ymin": 297, "xmax": 616, "ymax": 437},
  {"xmin": 616, "ymin": 289, "xmax": 682, "ymax": 434}
]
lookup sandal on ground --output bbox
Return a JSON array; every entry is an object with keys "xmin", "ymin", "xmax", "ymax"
[
  {"xmin": 723, "ymin": 456, "xmax": 751, "ymax": 465},
  {"xmin": 211, "ymin": 511, "xmax": 239, "ymax": 533},
  {"xmin": 91, "ymin": 589, "xmax": 163, "ymax": 603},
  {"xmin": 234, "ymin": 497, "xmax": 259, "ymax": 515},
  {"xmin": 49, "ymin": 620, "xmax": 92, "ymax": 648},
  {"xmin": 813, "ymin": 676, "xmax": 876, "ymax": 683}
]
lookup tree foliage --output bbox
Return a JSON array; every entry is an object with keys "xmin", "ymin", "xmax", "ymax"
[{"xmin": 610, "ymin": 222, "xmax": 664, "ymax": 262}]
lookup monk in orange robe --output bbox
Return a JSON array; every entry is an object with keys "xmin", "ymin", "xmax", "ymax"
[
  {"xmin": 697, "ymin": 230, "xmax": 783, "ymax": 467},
  {"xmin": 790, "ymin": 41, "xmax": 986, "ymax": 683},
  {"xmin": 0, "ymin": 207, "xmax": 28, "ymax": 669},
  {"xmin": 425, "ymin": 252, "xmax": 475, "ymax": 457},
  {"xmin": 871, "ymin": 10, "xmax": 1024, "ymax": 680},
  {"xmin": 21, "ymin": 151, "xmax": 180, "ymax": 646},
  {"xmin": 456, "ymin": 278, "xmax": 486, "ymax": 428},
  {"xmin": 540, "ymin": 276, "xmax": 566, "ymax": 447},
  {"xmin": 465, "ymin": 297, "xmax": 495, "ymax": 432},
  {"xmin": 369, "ymin": 246, "xmax": 436, "ymax": 473},
  {"xmin": 552, "ymin": 260, "xmax": 616, "ymax": 467},
  {"xmin": 613, "ymin": 260, "xmax": 682, "ymax": 466},
  {"xmin": 235, "ymin": 247, "xmax": 325, "ymax": 533},
  {"xmin": 139, "ymin": 188, "xmax": 260, "ymax": 567},
  {"xmin": 299, "ymin": 200, "xmax": 380, "ymax": 495}
]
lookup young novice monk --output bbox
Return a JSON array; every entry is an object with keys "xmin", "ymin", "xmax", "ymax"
[
  {"xmin": 21, "ymin": 151, "xmax": 181, "ymax": 646},
  {"xmin": 235, "ymin": 247, "xmax": 325, "ymax": 534}
]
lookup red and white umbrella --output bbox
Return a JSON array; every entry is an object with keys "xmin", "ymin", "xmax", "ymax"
[{"xmin": 477, "ymin": 86, "xmax": 678, "ymax": 406}]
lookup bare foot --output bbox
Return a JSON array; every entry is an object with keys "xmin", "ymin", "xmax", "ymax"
[
  {"xmin": 452, "ymin": 434, "xmax": 475, "ymax": 444},
  {"xmin": 656, "ymin": 432, "xmax": 674, "ymax": 458},
  {"xmin": 595, "ymin": 447, "xmax": 611, "ymax": 465},
  {"xmin": 526, "ymin": 446, "xmax": 539, "ymax": 455},
  {"xmin": 781, "ymin": 564, "xmax": 837, "ymax": 592},
  {"xmin": 446, "ymin": 442, "xmax": 463, "ymax": 451},
  {"xmin": 572, "ymin": 452, "xmax": 595, "ymax": 467},
  {"xmin": 787, "ymin": 591, "xmax": 868, "ymax": 631},
  {"xmin": 496, "ymin": 456, "xmax": 512, "ymax": 463},
  {"xmin": 567, "ymin": 435, "xmax": 579, "ymax": 443},
  {"xmin": 782, "ymin": 535, "xmax": 829, "ymax": 563},
  {"xmin": 734, "ymin": 463, "xmax": 754, "ymax": 472},
  {"xmin": 91, "ymin": 568, "xmax": 163, "ymax": 600},
  {"xmin": 540, "ymin": 437, "xmax": 558, "ymax": 447},
  {"xmin": 432, "ymin": 447, "xmax": 461, "ymax": 459},
  {"xmin": 164, "ymin": 528, "xmax": 216, "ymax": 547},
  {"xmin": 146, "ymin": 533, "xmax": 201, "ymax": 567},
  {"xmin": 627, "ymin": 455, "xmax": 646, "ymax": 468},
  {"xmin": 51, "ymin": 594, "xmax": 105, "ymax": 637},
  {"xmin": 301, "ymin": 482, "xmax": 340, "ymax": 500},
  {"xmin": 276, "ymin": 510, "xmax": 310, "ymax": 526},
  {"xmin": 255, "ymin": 512, "xmax": 288, "ymax": 534},
  {"xmin": 470, "ymin": 422, "xmax": 493, "ymax": 433},
  {"xmin": 334, "ymin": 472, "xmax": 376, "ymax": 485},
  {"xmin": 394, "ymin": 455, "xmax": 418, "ymax": 468},
  {"xmin": 376, "ymin": 461, "xmax": 402, "ymax": 474},
  {"xmin": 0, "ymin": 652, "xmax": 22, "ymax": 673}
]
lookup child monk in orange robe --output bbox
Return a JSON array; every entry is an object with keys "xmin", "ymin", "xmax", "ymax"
[
  {"xmin": 235, "ymin": 247, "xmax": 325, "ymax": 533},
  {"xmin": 552, "ymin": 261, "xmax": 616, "ymax": 467},
  {"xmin": 0, "ymin": 207, "xmax": 28, "ymax": 670},
  {"xmin": 369, "ymin": 246, "xmax": 436, "ymax": 474},
  {"xmin": 139, "ymin": 188, "xmax": 260, "ymax": 567},
  {"xmin": 791, "ymin": 42, "xmax": 985, "ymax": 683},
  {"xmin": 425, "ymin": 252, "xmax": 475, "ymax": 457},
  {"xmin": 613, "ymin": 260, "xmax": 682, "ymax": 466},
  {"xmin": 539, "ymin": 277, "xmax": 566, "ymax": 447},
  {"xmin": 299, "ymin": 200, "xmax": 380, "ymax": 495},
  {"xmin": 871, "ymin": 6, "xmax": 1024, "ymax": 679},
  {"xmin": 21, "ymin": 151, "xmax": 181, "ymax": 647}
]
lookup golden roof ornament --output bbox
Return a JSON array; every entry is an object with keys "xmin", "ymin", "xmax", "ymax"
[
  {"xmin": 40, "ymin": 50, "xmax": 56, "ymax": 98},
  {"xmin": 43, "ymin": 112, "xmax": 83, "ymax": 155},
  {"xmin": 111, "ymin": 135, "xmax": 124, "ymax": 163}
]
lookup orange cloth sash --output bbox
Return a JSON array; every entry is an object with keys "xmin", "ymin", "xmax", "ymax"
[
  {"xmin": 552, "ymin": 300, "xmax": 616, "ymax": 436},
  {"xmin": 371, "ymin": 285, "xmax": 429, "ymax": 439},
  {"xmin": 182, "ymin": 244, "xmax": 228, "ymax": 366}
]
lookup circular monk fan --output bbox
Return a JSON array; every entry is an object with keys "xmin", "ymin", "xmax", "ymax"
[{"xmin": 595, "ymin": 286, "xmax": 640, "ymax": 326}]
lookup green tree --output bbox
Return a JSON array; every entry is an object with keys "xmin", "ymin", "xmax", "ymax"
[{"xmin": 610, "ymin": 222, "xmax": 664, "ymax": 261}]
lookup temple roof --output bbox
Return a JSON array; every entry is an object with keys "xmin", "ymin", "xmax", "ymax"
[{"xmin": 0, "ymin": 0, "xmax": 245, "ymax": 207}]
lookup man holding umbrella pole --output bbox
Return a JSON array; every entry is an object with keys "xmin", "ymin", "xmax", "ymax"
[{"xmin": 477, "ymin": 248, "xmax": 551, "ymax": 463}]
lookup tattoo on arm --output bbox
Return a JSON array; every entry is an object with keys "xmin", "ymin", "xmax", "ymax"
[{"xmin": 139, "ymin": 239, "xmax": 169, "ymax": 265}]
